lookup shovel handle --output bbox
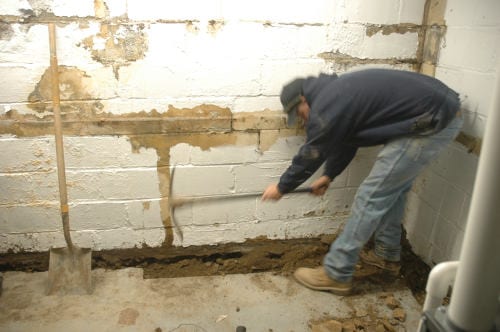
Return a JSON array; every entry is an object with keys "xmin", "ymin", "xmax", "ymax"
[
  {"xmin": 171, "ymin": 187, "xmax": 313, "ymax": 208},
  {"xmin": 49, "ymin": 23, "xmax": 73, "ymax": 249}
]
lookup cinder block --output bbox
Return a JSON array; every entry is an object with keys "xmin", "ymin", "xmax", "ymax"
[
  {"xmin": 0, "ymin": 0, "xmax": 31, "ymax": 16},
  {"xmin": 187, "ymin": 135, "xmax": 260, "ymax": 165},
  {"xmin": 259, "ymin": 129, "xmax": 301, "ymax": 153},
  {"xmin": 66, "ymin": 168, "xmax": 160, "ymax": 200},
  {"xmin": 439, "ymin": 184, "xmax": 466, "ymax": 224},
  {"xmin": 186, "ymin": 59, "xmax": 263, "ymax": 97},
  {"xmin": 169, "ymin": 143, "xmax": 192, "ymax": 166},
  {"xmin": 256, "ymin": 192, "xmax": 339, "ymax": 223},
  {"xmin": 412, "ymin": 168, "xmax": 447, "ymax": 210},
  {"xmin": 257, "ymin": 135, "xmax": 305, "ymax": 162},
  {"xmin": 331, "ymin": 24, "xmax": 419, "ymax": 60},
  {"xmin": 127, "ymin": 0, "xmax": 220, "ymax": 21},
  {"xmin": 0, "ymin": 137, "xmax": 55, "ymax": 173},
  {"xmin": 188, "ymin": 197, "xmax": 256, "ymax": 225},
  {"xmin": 63, "ymin": 136, "xmax": 158, "ymax": 169},
  {"xmin": 399, "ymin": 0, "xmax": 426, "ymax": 24},
  {"xmin": 403, "ymin": 191, "xmax": 439, "ymax": 240},
  {"xmin": 445, "ymin": 0, "xmax": 500, "ymax": 26},
  {"xmin": 106, "ymin": 0, "xmax": 127, "ymax": 17},
  {"xmin": 0, "ymin": 203, "xmax": 59, "ymax": 233},
  {"xmin": 438, "ymin": 69, "xmax": 495, "ymax": 119},
  {"xmin": 220, "ymin": 0, "xmax": 335, "ymax": 24},
  {"xmin": 323, "ymin": 188, "xmax": 356, "ymax": 216},
  {"xmin": 429, "ymin": 243, "xmax": 446, "ymax": 264},
  {"xmin": 52, "ymin": 0, "xmax": 94, "ymax": 17},
  {"xmin": 344, "ymin": 0, "xmax": 401, "ymax": 24},
  {"xmin": 89, "ymin": 228, "xmax": 144, "ymax": 250},
  {"xmin": 233, "ymin": 162, "xmax": 290, "ymax": 193},
  {"xmin": 439, "ymin": 28, "xmax": 500, "ymax": 73},
  {"xmin": 70, "ymin": 201, "xmax": 142, "ymax": 231},
  {"xmin": 0, "ymin": 172, "xmax": 59, "ymax": 205},
  {"xmin": 232, "ymin": 97, "xmax": 281, "ymax": 113},
  {"xmin": 177, "ymin": 220, "xmax": 287, "ymax": 247},
  {"xmin": 430, "ymin": 144, "xmax": 478, "ymax": 194},
  {"xmin": 257, "ymin": 25, "xmax": 329, "ymax": 60},
  {"xmin": 144, "ymin": 23, "xmax": 195, "ymax": 66},
  {"xmin": 360, "ymin": 31, "xmax": 419, "ymax": 59},
  {"xmin": 285, "ymin": 216, "xmax": 345, "ymax": 239},
  {"xmin": 0, "ymin": 66, "xmax": 48, "ymax": 103},
  {"xmin": 407, "ymin": 234, "xmax": 432, "ymax": 264},
  {"xmin": 0, "ymin": 24, "xmax": 49, "ymax": 65},
  {"xmin": 430, "ymin": 216, "xmax": 453, "ymax": 260},
  {"xmin": 143, "ymin": 227, "xmax": 167, "ymax": 247},
  {"xmin": 118, "ymin": 64, "xmax": 191, "ymax": 99},
  {"xmin": 170, "ymin": 165, "xmax": 235, "ymax": 196},
  {"xmin": 260, "ymin": 59, "xmax": 327, "ymax": 96}
]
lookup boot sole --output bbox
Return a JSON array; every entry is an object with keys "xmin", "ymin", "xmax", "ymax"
[{"xmin": 293, "ymin": 274, "xmax": 351, "ymax": 296}]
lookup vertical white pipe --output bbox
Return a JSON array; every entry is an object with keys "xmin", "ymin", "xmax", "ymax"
[{"xmin": 447, "ymin": 65, "xmax": 500, "ymax": 331}]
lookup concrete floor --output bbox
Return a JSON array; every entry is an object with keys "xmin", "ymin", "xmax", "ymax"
[{"xmin": 0, "ymin": 268, "xmax": 422, "ymax": 332}]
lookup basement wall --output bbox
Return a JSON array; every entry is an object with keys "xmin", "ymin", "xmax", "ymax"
[
  {"xmin": 404, "ymin": 0, "xmax": 500, "ymax": 265},
  {"xmin": 0, "ymin": 0, "xmax": 496, "ymax": 268}
]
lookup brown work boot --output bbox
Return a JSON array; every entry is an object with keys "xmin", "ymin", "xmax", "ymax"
[
  {"xmin": 359, "ymin": 249, "xmax": 401, "ymax": 275},
  {"xmin": 293, "ymin": 266, "xmax": 352, "ymax": 295}
]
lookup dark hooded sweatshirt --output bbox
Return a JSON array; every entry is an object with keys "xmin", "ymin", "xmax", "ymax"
[{"xmin": 278, "ymin": 68, "xmax": 461, "ymax": 194}]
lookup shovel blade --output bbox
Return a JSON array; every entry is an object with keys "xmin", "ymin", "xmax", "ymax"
[{"xmin": 47, "ymin": 246, "xmax": 92, "ymax": 295}]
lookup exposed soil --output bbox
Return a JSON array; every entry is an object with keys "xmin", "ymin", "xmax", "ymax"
[{"xmin": 0, "ymin": 233, "xmax": 430, "ymax": 305}]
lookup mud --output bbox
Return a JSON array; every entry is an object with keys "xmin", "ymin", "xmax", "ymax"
[{"xmin": 0, "ymin": 233, "xmax": 430, "ymax": 305}]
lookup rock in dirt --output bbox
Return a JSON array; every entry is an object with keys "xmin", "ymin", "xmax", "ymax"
[
  {"xmin": 310, "ymin": 319, "xmax": 343, "ymax": 332},
  {"xmin": 393, "ymin": 308, "xmax": 407, "ymax": 322},
  {"xmin": 385, "ymin": 296, "xmax": 401, "ymax": 309},
  {"xmin": 381, "ymin": 319, "xmax": 396, "ymax": 332}
]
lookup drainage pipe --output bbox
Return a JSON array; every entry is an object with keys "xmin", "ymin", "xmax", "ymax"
[
  {"xmin": 447, "ymin": 63, "xmax": 500, "ymax": 331},
  {"xmin": 423, "ymin": 261, "xmax": 459, "ymax": 312}
]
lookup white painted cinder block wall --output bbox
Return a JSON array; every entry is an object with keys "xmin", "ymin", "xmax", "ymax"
[
  {"xmin": 1, "ymin": 0, "xmax": 497, "ymax": 268},
  {"xmin": 403, "ymin": 0, "xmax": 500, "ymax": 265}
]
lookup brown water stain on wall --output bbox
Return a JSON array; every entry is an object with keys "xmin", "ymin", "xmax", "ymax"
[
  {"xmin": 28, "ymin": 66, "xmax": 93, "ymax": 113},
  {"xmin": 0, "ymin": 22, "xmax": 14, "ymax": 39},
  {"xmin": 128, "ymin": 130, "xmax": 259, "ymax": 245}
]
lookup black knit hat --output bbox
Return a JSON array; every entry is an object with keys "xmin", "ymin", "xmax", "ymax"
[{"xmin": 280, "ymin": 78, "xmax": 305, "ymax": 126}]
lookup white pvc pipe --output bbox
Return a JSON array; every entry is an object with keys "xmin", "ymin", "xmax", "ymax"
[
  {"xmin": 423, "ymin": 261, "xmax": 459, "ymax": 312},
  {"xmin": 447, "ymin": 63, "xmax": 500, "ymax": 331}
]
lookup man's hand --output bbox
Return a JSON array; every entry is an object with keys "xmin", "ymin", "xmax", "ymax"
[
  {"xmin": 310, "ymin": 175, "xmax": 331, "ymax": 196},
  {"xmin": 261, "ymin": 184, "xmax": 283, "ymax": 201}
]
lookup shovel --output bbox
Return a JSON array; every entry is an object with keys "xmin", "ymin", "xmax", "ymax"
[{"xmin": 46, "ymin": 23, "xmax": 92, "ymax": 295}]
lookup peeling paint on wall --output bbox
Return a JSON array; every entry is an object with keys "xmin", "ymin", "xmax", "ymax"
[
  {"xmin": 318, "ymin": 51, "xmax": 418, "ymax": 69},
  {"xmin": 93, "ymin": 0, "xmax": 108, "ymax": 19},
  {"xmin": 365, "ymin": 24, "xmax": 421, "ymax": 37},
  {"xmin": 81, "ymin": 24, "xmax": 148, "ymax": 79},
  {"xmin": 207, "ymin": 20, "xmax": 224, "ymax": 35},
  {"xmin": 27, "ymin": 0, "xmax": 53, "ymax": 16}
]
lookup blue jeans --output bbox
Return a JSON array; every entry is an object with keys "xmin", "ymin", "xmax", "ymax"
[{"xmin": 324, "ymin": 115, "xmax": 463, "ymax": 282}]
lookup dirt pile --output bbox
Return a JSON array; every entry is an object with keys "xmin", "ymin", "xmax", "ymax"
[{"xmin": 0, "ymin": 234, "xmax": 430, "ymax": 304}]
